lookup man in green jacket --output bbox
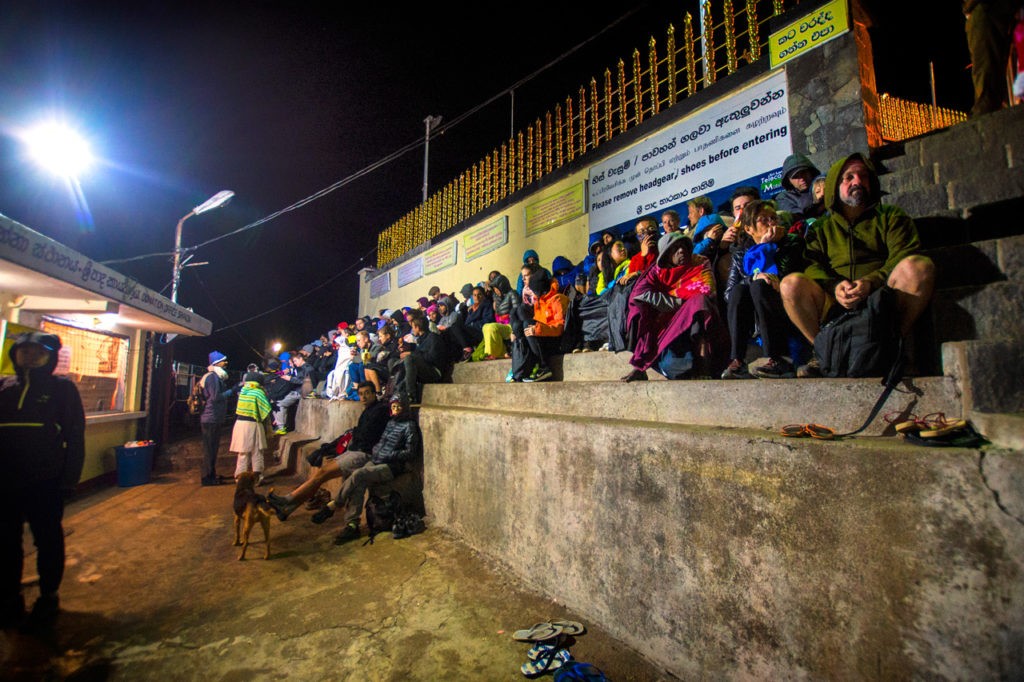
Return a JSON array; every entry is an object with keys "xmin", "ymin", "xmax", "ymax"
[{"xmin": 780, "ymin": 153, "xmax": 935, "ymax": 376}]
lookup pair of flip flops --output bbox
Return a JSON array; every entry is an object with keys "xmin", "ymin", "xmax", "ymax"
[
  {"xmin": 513, "ymin": 620, "xmax": 586, "ymax": 678},
  {"xmin": 886, "ymin": 412, "xmax": 985, "ymax": 447}
]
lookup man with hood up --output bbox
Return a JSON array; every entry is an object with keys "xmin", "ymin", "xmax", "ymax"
[
  {"xmin": 780, "ymin": 152, "xmax": 936, "ymax": 376},
  {"xmin": 0, "ymin": 332, "xmax": 85, "ymax": 630},
  {"xmin": 773, "ymin": 153, "xmax": 824, "ymax": 221}
]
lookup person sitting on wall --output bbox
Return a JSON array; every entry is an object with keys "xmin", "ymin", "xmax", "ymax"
[
  {"xmin": 779, "ymin": 152, "xmax": 936, "ymax": 377},
  {"xmin": 462, "ymin": 285, "xmax": 495, "ymax": 360},
  {"xmin": 312, "ymin": 394, "xmax": 422, "ymax": 545},
  {"xmin": 267, "ymin": 381, "xmax": 390, "ymax": 521},
  {"xmin": 773, "ymin": 153, "xmax": 824, "ymax": 222},
  {"xmin": 620, "ymin": 232, "xmax": 728, "ymax": 382},
  {"xmin": 474, "ymin": 273, "xmax": 519, "ymax": 361},
  {"xmin": 660, "ymin": 209, "xmax": 682, "ymax": 234},
  {"xmin": 397, "ymin": 312, "xmax": 452, "ymax": 402},
  {"xmin": 620, "ymin": 216, "xmax": 660, "ymax": 286},
  {"xmin": 510, "ymin": 267, "xmax": 568, "ymax": 382}
]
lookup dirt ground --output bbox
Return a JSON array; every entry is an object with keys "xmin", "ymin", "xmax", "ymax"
[{"xmin": 1, "ymin": 441, "xmax": 677, "ymax": 681}]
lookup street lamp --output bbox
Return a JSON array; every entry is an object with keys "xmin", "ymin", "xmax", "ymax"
[
  {"xmin": 171, "ymin": 190, "xmax": 234, "ymax": 303},
  {"xmin": 422, "ymin": 115, "xmax": 442, "ymax": 203}
]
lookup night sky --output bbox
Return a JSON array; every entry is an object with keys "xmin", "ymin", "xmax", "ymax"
[{"xmin": 0, "ymin": 1, "xmax": 973, "ymax": 367}]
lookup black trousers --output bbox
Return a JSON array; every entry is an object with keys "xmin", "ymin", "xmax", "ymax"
[
  {"xmin": 200, "ymin": 421, "xmax": 222, "ymax": 482},
  {"xmin": 1, "ymin": 478, "xmax": 66, "ymax": 609},
  {"xmin": 727, "ymin": 279, "xmax": 791, "ymax": 360}
]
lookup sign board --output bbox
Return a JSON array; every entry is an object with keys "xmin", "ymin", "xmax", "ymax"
[
  {"xmin": 422, "ymin": 241, "xmax": 458, "ymax": 275},
  {"xmin": 524, "ymin": 182, "xmax": 587, "ymax": 236},
  {"xmin": 369, "ymin": 271, "xmax": 391, "ymax": 298},
  {"xmin": 769, "ymin": 0, "xmax": 850, "ymax": 69},
  {"xmin": 587, "ymin": 70, "xmax": 791, "ymax": 233},
  {"xmin": 396, "ymin": 257, "xmax": 424, "ymax": 288},
  {"xmin": 462, "ymin": 216, "xmax": 508, "ymax": 262}
]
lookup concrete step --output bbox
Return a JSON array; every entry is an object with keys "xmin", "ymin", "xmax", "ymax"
[
  {"xmin": 423, "ymin": 374, "xmax": 961, "ymax": 437},
  {"xmin": 933, "ymin": 280, "xmax": 1024, "ymax": 344}
]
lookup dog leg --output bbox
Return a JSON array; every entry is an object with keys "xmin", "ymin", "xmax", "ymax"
[
  {"xmin": 233, "ymin": 513, "xmax": 242, "ymax": 547},
  {"xmin": 260, "ymin": 511, "xmax": 272, "ymax": 560},
  {"xmin": 238, "ymin": 506, "xmax": 255, "ymax": 560}
]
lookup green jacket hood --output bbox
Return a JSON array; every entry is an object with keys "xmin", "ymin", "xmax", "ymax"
[{"xmin": 823, "ymin": 152, "xmax": 881, "ymax": 216}]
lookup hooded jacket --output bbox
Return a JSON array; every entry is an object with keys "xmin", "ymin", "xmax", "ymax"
[
  {"xmin": 488, "ymin": 274, "xmax": 520, "ymax": 318},
  {"xmin": 804, "ymin": 152, "xmax": 922, "ymax": 295},
  {"xmin": 0, "ymin": 332, "xmax": 85, "ymax": 490},
  {"xmin": 370, "ymin": 406, "xmax": 421, "ymax": 476}
]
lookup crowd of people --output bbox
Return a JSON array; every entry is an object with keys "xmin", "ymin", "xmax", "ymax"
[{"xmin": 207, "ymin": 150, "xmax": 936, "ymax": 538}]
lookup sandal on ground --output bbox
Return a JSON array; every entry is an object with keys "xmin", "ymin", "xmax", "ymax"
[
  {"xmin": 780, "ymin": 423, "xmax": 835, "ymax": 440},
  {"xmin": 521, "ymin": 648, "xmax": 571, "ymax": 678},
  {"xmin": 549, "ymin": 619, "xmax": 585, "ymax": 636},
  {"xmin": 512, "ymin": 622, "xmax": 563, "ymax": 642}
]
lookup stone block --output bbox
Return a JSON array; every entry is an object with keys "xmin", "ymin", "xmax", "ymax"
[
  {"xmin": 926, "ymin": 240, "xmax": 1003, "ymax": 288},
  {"xmin": 880, "ymin": 165, "xmax": 935, "ymax": 197},
  {"xmin": 932, "ymin": 281, "xmax": 1024, "ymax": 343},
  {"xmin": 884, "ymin": 185, "xmax": 949, "ymax": 218},
  {"xmin": 920, "ymin": 123, "xmax": 984, "ymax": 165},
  {"xmin": 997, "ymin": 234, "xmax": 1024, "ymax": 280},
  {"xmin": 936, "ymin": 153, "xmax": 1011, "ymax": 185},
  {"xmin": 942, "ymin": 339, "xmax": 1024, "ymax": 413}
]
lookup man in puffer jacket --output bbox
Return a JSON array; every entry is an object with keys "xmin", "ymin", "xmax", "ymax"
[
  {"xmin": 0, "ymin": 332, "xmax": 85, "ymax": 631},
  {"xmin": 313, "ymin": 395, "xmax": 421, "ymax": 545}
]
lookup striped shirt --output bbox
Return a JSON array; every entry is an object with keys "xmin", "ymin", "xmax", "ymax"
[{"xmin": 235, "ymin": 382, "xmax": 272, "ymax": 422}]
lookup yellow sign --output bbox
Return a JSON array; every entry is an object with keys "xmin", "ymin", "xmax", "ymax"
[
  {"xmin": 463, "ymin": 216, "xmax": 508, "ymax": 262},
  {"xmin": 769, "ymin": 0, "xmax": 849, "ymax": 69},
  {"xmin": 524, "ymin": 182, "xmax": 586, "ymax": 236},
  {"xmin": 422, "ymin": 241, "xmax": 458, "ymax": 275}
]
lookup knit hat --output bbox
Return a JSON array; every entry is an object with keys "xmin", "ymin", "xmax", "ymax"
[
  {"xmin": 302, "ymin": 344, "xmax": 314, "ymax": 354},
  {"xmin": 337, "ymin": 321, "xmax": 349, "ymax": 330},
  {"xmin": 208, "ymin": 350, "xmax": 227, "ymax": 365},
  {"xmin": 417, "ymin": 296, "xmax": 430, "ymax": 308},
  {"xmin": 460, "ymin": 283, "xmax": 474, "ymax": 299},
  {"xmin": 242, "ymin": 371, "xmax": 263, "ymax": 384}
]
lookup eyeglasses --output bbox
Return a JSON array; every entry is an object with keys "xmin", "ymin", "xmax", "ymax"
[{"xmin": 756, "ymin": 214, "xmax": 780, "ymax": 226}]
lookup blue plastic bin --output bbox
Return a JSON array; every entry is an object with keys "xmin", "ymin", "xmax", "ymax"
[{"xmin": 115, "ymin": 443, "xmax": 154, "ymax": 487}]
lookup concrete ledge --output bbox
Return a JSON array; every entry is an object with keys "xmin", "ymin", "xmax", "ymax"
[
  {"xmin": 970, "ymin": 411, "xmax": 1024, "ymax": 450},
  {"xmin": 423, "ymin": 375, "xmax": 960, "ymax": 436},
  {"xmin": 421, "ymin": 407, "xmax": 1024, "ymax": 679}
]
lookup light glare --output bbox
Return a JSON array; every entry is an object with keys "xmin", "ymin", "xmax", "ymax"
[{"xmin": 25, "ymin": 122, "xmax": 93, "ymax": 177}]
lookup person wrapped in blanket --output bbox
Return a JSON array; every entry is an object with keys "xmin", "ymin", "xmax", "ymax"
[
  {"xmin": 721, "ymin": 200, "xmax": 807, "ymax": 380},
  {"xmin": 620, "ymin": 232, "xmax": 728, "ymax": 382}
]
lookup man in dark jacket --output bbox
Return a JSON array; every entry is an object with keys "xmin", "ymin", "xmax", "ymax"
[
  {"xmin": 398, "ymin": 314, "xmax": 451, "ymax": 403},
  {"xmin": 315, "ymin": 394, "xmax": 421, "ymax": 545},
  {"xmin": 200, "ymin": 350, "xmax": 234, "ymax": 486},
  {"xmin": 0, "ymin": 332, "xmax": 85, "ymax": 630},
  {"xmin": 267, "ymin": 381, "xmax": 390, "ymax": 520}
]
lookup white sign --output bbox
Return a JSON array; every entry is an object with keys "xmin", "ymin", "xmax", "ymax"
[{"xmin": 588, "ymin": 70, "xmax": 791, "ymax": 232}]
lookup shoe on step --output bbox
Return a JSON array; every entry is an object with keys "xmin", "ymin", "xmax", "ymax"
[
  {"xmin": 720, "ymin": 358, "xmax": 752, "ymax": 379},
  {"xmin": 752, "ymin": 357, "xmax": 795, "ymax": 379},
  {"xmin": 311, "ymin": 505, "xmax": 335, "ymax": 525},
  {"xmin": 797, "ymin": 357, "xmax": 822, "ymax": 378},
  {"xmin": 333, "ymin": 523, "xmax": 360, "ymax": 545}
]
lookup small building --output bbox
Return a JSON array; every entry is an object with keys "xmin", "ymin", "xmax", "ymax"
[{"xmin": 0, "ymin": 213, "xmax": 211, "ymax": 488}]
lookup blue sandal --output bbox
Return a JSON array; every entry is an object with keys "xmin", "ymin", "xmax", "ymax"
[{"xmin": 521, "ymin": 648, "xmax": 570, "ymax": 678}]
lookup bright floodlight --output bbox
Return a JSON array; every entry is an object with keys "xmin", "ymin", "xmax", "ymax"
[
  {"xmin": 25, "ymin": 122, "xmax": 93, "ymax": 177},
  {"xmin": 193, "ymin": 190, "xmax": 234, "ymax": 215}
]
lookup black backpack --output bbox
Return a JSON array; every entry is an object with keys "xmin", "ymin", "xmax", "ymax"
[
  {"xmin": 363, "ymin": 490, "xmax": 403, "ymax": 545},
  {"xmin": 814, "ymin": 285, "xmax": 900, "ymax": 378}
]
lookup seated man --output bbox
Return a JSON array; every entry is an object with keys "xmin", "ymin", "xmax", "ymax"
[
  {"xmin": 266, "ymin": 381, "xmax": 390, "ymax": 520},
  {"xmin": 780, "ymin": 152, "xmax": 935, "ymax": 376},
  {"xmin": 516, "ymin": 268, "xmax": 568, "ymax": 382},
  {"xmin": 314, "ymin": 394, "xmax": 422, "ymax": 545},
  {"xmin": 620, "ymin": 232, "xmax": 727, "ymax": 382},
  {"xmin": 398, "ymin": 313, "xmax": 451, "ymax": 402}
]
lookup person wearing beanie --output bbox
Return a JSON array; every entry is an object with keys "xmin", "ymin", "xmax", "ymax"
[
  {"xmin": 199, "ymin": 351, "xmax": 234, "ymax": 486},
  {"xmin": 773, "ymin": 153, "xmax": 823, "ymax": 221},
  {"xmin": 230, "ymin": 369, "xmax": 273, "ymax": 484},
  {"xmin": 309, "ymin": 393, "xmax": 421, "ymax": 545},
  {"xmin": 0, "ymin": 332, "xmax": 85, "ymax": 631}
]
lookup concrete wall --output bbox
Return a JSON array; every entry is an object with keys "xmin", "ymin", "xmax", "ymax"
[{"xmin": 419, "ymin": 406, "xmax": 1024, "ymax": 679}]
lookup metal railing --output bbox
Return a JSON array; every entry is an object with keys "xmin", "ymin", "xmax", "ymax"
[{"xmin": 877, "ymin": 93, "xmax": 969, "ymax": 143}]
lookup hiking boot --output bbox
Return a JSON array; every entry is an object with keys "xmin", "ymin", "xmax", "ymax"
[
  {"xmin": 310, "ymin": 505, "xmax": 335, "ymax": 525},
  {"xmin": 752, "ymin": 357, "xmax": 795, "ymax": 379},
  {"xmin": 305, "ymin": 489, "xmax": 330, "ymax": 511},
  {"xmin": 267, "ymin": 494, "xmax": 293, "ymax": 522},
  {"xmin": 333, "ymin": 523, "xmax": 360, "ymax": 545},
  {"xmin": 797, "ymin": 357, "xmax": 822, "ymax": 378},
  {"xmin": 720, "ymin": 359, "xmax": 752, "ymax": 379}
]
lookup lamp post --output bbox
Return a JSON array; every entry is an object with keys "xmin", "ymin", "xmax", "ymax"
[
  {"xmin": 171, "ymin": 190, "xmax": 234, "ymax": 303},
  {"xmin": 422, "ymin": 115, "xmax": 443, "ymax": 203}
]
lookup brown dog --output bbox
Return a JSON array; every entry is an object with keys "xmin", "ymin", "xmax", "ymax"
[{"xmin": 232, "ymin": 472, "xmax": 273, "ymax": 560}]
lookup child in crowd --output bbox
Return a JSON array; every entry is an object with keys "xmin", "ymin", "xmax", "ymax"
[{"xmin": 721, "ymin": 200, "xmax": 807, "ymax": 379}]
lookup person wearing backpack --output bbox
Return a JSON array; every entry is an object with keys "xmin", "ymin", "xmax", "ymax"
[
  {"xmin": 779, "ymin": 153, "xmax": 936, "ymax": 377},
  {"xmin": 314, "ymin": 394, "xmax": 421, "ymax": 545},
  {"xmin": 199, "ymin": 351, "xmax": 235, "ymax": 486}
]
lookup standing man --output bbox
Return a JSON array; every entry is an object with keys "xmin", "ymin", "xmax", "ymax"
[
  {"xmin": 200, "ymin": 350, "xmax": 234, "ymax": 486},
  {"xmin": 0, "ymin": 332, "xmax": 85, "ymax": 631}
]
